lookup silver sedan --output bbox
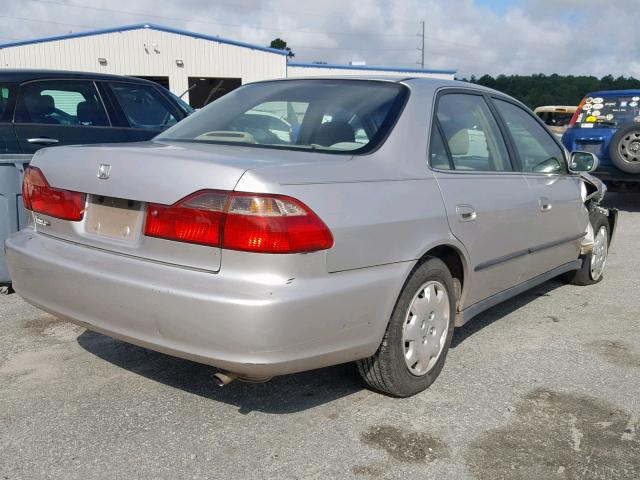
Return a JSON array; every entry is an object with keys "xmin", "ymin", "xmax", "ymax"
[{"xmin": 6, "ymin": 77, "xmax": 616, "ymax": 397}]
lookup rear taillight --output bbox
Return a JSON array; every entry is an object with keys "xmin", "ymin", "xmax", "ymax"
[
  {"xmin": 144, "ymin": 190, "xmax": 333, "ymax": 253},
  {"xmin": 569, "ymin": 98, "xmax": 586, "ymax": 128},
  {"xmin": 22, "ymin": 166, "xmax": 86, "ymax": 221}
]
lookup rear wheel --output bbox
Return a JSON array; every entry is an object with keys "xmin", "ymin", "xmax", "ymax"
[
  {"xmin": 357, "ymin": 258, "xmax": 455, "ymax": 397},
  {"xmin": 563, "ymin": 211, "xmax": 610, "ymax": 286}
]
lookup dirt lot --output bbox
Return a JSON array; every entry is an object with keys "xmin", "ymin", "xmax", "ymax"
[{"xmin": 1, "ymin": 193, "xmax": 639, "ymax": 480}]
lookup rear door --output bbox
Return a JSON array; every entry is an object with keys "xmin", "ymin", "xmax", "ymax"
[
  {"xmin": 103, "ymin": 81, "xmax": 183, "ymax": 142},
  {"xmin": 430, "ymin": 91, "xmax": 539, "ymax": 307},
  {"xmin": 14, "ymin": 79, "xmax": 130, "ymax": 153},
  {"xmin": 492, "ymin": 97, "xmax": 585, "ymax": 276}
]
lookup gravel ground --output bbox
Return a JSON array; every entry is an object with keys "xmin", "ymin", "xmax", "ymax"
[{"xmin": 1, "ymin": 193, "xmax": 639, "ymax": 480}]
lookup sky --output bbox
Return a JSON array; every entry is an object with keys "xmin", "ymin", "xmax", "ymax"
[{"xmin": 1, "ymin": 0, "xmax": 638, "ymax": 78}]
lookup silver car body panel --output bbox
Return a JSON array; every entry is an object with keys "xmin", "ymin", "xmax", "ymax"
[{"xmin": 6, "ymin": 77, "xmax": 595, "ymax": 376}]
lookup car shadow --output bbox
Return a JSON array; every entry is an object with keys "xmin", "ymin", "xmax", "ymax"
[
  {"xmin": 76, "ymin": 331, "xmax": 364, "ymax": 414},
  {"xmin": 451, "ymin": 279, "xmax": 564, "ymax": 348},
  {"xmin": 77, "ymin": 279, "xmax": 565, "ymax": 412},
  {"xmin": 602, "ymin": 192, "xmax": 640, "ymax": 213}
]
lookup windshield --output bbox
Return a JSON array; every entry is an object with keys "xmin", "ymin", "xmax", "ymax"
[
  {"xmin": 157, "ymin": 80, "xmax": 408, "ymax": 154},
  {"xmin": 574, "ymin": 94, "xmax": 640, "ymax": 128}
]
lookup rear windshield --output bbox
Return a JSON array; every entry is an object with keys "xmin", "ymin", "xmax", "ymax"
[
  {"xmin": 157, "ymin": 80, "xmax": 408, "ymax": 154},
  {"xmin": 574, "ymin": 94, "xmax": 640, "ymax": 128},
  {"xmin": 536, "ymin": 111, "xmax": 574, "ymax": 128}
]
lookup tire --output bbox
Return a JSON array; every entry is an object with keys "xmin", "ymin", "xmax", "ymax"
[
  {"xmin": 608, "ymin": 124, "xmax": 640, "ymax": 174},
  {"xmin": 357, "ymin": 258, "xmax": 456, "ymax": 397},
  {"xmin": 0, "ymin": 284, "xmax": 13, "ymax": 295},
  {"xmin": 563, "ymin": 211, "xmax": 610, "ymax": 286}
]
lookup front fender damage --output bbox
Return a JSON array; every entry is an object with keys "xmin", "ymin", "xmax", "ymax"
[{"xmin": 580, "ymin": 172, "xmax": 618, "ymax": 252}]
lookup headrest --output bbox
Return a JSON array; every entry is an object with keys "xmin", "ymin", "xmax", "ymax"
[
  {"xmin": 76, "ymin": 101, "xmax": 103, "ymax": 125},
  {"xmin": 314, "ymin": 121, "xmax": 356, "ymax": 147},
  {"xmin": 448, "ymin": 129, "xmax": 470, "ymax": 156},
  {"xmin": 26, "ymin": 94, "xmax": 55, "ymax": 116}
]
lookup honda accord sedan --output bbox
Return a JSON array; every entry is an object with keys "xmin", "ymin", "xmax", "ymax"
[{"xmin": 6, "ymin": 77, "xmax": 616, "ymax": 397}]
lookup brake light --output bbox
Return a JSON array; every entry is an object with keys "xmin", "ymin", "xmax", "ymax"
[
  {"xmin": 144, "ymin": 190, "xmax": 333, "ymax": 253},
  {"xmin": 22, "ymin": 166, "xmax": 86, "ymax": 221},
  {"xmin": 569, "ymin": 98, "xmax": 586, "ymax": 127}
]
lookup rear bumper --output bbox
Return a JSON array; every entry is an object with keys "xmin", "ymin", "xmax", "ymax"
[{"xmin": 6, "ymin": 229, "xmax": 408, "ymax": 376}]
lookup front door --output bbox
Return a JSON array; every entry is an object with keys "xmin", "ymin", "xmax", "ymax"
[
  {"xmin": 491, "ymin": 97, "xmax": 587, "ymax": 277},
  {"xmin": 430, "ymin": 92, "xmax": 539, "ymax": 307},
  {"xmin": 13, "ymin": 79, "xmax": 129, "ymax": 154}
]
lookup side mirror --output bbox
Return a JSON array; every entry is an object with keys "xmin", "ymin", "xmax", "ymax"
[
  {"xmin": 532, "ymin": 157, "xmax": 562, "ymax": 174},
  {"xmin": 569, "ymin": 151, "xmax": 599, "ymax": 173}
]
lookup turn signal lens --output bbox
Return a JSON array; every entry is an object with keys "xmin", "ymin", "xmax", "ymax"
[
  {"xmin": 222, "ymin": 193, "xmax": 333, "ymax": 253},
  {"xmin": 22, "ymin": 166, "xmax": 86, "ymax": 221},
  {"xmin": 143, "ymin": 190, "xmax": 333, "ymax": 253}
]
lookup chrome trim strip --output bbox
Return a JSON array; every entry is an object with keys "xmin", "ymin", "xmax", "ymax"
[{"xmin": 474, "ymin": 233, "xmax": 585, "ymax": 272}]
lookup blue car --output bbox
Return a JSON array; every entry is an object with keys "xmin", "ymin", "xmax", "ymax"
[{"xmin": 562, "ymin": 89, "xmax": 640, "ymax": 189}]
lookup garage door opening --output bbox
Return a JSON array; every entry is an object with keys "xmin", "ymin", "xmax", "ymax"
[
  {"xmin": 187, "ymin": 77, "xmax": 242, "ymax": 108},
  {"xmin": 133, "ymin": 76, "xmax": 170, "ymax": 90}
]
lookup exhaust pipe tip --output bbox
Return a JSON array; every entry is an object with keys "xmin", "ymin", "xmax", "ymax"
[{"xmin": 213, "ymin": 371, "xmax": 239, "ymax": 387}]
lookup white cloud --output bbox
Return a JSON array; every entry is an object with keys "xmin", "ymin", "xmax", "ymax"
[{"xmin": 2, "ymin": 0, "xmax": 639, "ymax": 78}]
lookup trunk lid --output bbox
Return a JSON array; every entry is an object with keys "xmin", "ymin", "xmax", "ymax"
[{"xmin": 29, "ymin": 140, "xmax": 339, "ymax": 272}]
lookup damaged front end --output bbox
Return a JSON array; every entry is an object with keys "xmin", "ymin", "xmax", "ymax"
[{"xmin": 579, "ymin": 172, "xmax": 619, "ymax": 255}]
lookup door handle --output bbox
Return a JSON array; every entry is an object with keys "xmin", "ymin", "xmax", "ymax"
[
  {"xmin": 27, "ymin": 137, "xmax": 59, "ymax": 145},
  {"xmin": 539, "ymin": 197, "xmax": 552, "ymax": 212},
  {"xmin": 456, "ymin": 204, "xmax": 477, "ymax": 222}
]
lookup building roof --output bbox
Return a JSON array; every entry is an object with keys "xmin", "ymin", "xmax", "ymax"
[
  {"xmin": 0, "ymin": 23, "xmax": 289, "ymax": 56},
  {"xmin": 288, "ymin": 62, "xmax": 456, "ymax": 75}
]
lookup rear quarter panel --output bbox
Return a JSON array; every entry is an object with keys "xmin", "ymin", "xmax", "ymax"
[{"xmin": 235, "ymin": 80, "xmax": 468, "ymax": 274}]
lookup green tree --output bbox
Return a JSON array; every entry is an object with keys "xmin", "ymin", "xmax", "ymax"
[
  {"xmin": 469, "ymin": 74, "xmax": 640, "ymax": 108},
  {"xmin": 269, "ymin": 38, "xmax": 295, "ymax": 58}
]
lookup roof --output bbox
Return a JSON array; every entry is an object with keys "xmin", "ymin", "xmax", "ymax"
[
  {"xmin": 0, "ymin": 68, "xmax": 164, "ymax": 84},
  {"xmin": 0, "ymin": 23, "xmax": 288, "ymax": 56},
  {"xmin": 288, "ymin": 62, "xmax": 456, "ymax": 75},
  {"xmin": 533, "ymin": 106, "xmax": 578, "ymax": 113}
]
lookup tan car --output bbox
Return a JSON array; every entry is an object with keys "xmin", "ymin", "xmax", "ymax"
[{"xmin": 534, "ymin": 106, "xmax": 578, "ymax": 137}]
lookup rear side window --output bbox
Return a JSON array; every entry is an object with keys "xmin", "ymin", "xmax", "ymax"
[
  {"xmin": 16, "ymin": 80, "xmax": 109, "ymax": 126},
  {"xmin": 0, "ymin": 84, "xmax": 17, "ymax": 122},
  {"xmin": 436, "ymin": 93, "xmax": 512, "ymax": 172},
  {"xmin": 109, "ymin": 83, "xmax": 179, "ymax": 130},
  {"xmin": 429, "ymin": 126, "xmax": 452, "ymax": 170},
  {"xmin": 494, "ymin": 99, "xmax": 566, "ymax": 174}
]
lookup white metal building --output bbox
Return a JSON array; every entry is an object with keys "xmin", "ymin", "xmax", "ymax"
[{"xmin": 0, "ymin": 23, "xmax": 455, "ymax": 107}]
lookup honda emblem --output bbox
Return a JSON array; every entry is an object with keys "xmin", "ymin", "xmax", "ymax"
[{"xmin": 97, "ymin": 164, "xmax": 111, "ymax": 180}]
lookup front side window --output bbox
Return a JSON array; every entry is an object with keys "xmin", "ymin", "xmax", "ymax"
[
  {"xmin": 436, "ymin": 93, "xmax": 512, "ymax": 172},
  {"xmin": 109, "ymin": 83, "xmax": 179, "ymax": 130},
  {"xmin": 158, "ymin": 80, "xmax": 408, "ymax": 154},
  {"xmin": 495, "ymin": 99, "xmax": 566, "ymax": 174},
  {"xmin": 16, "ymin": 80, "xmax": 109, "ymax": 126}
]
